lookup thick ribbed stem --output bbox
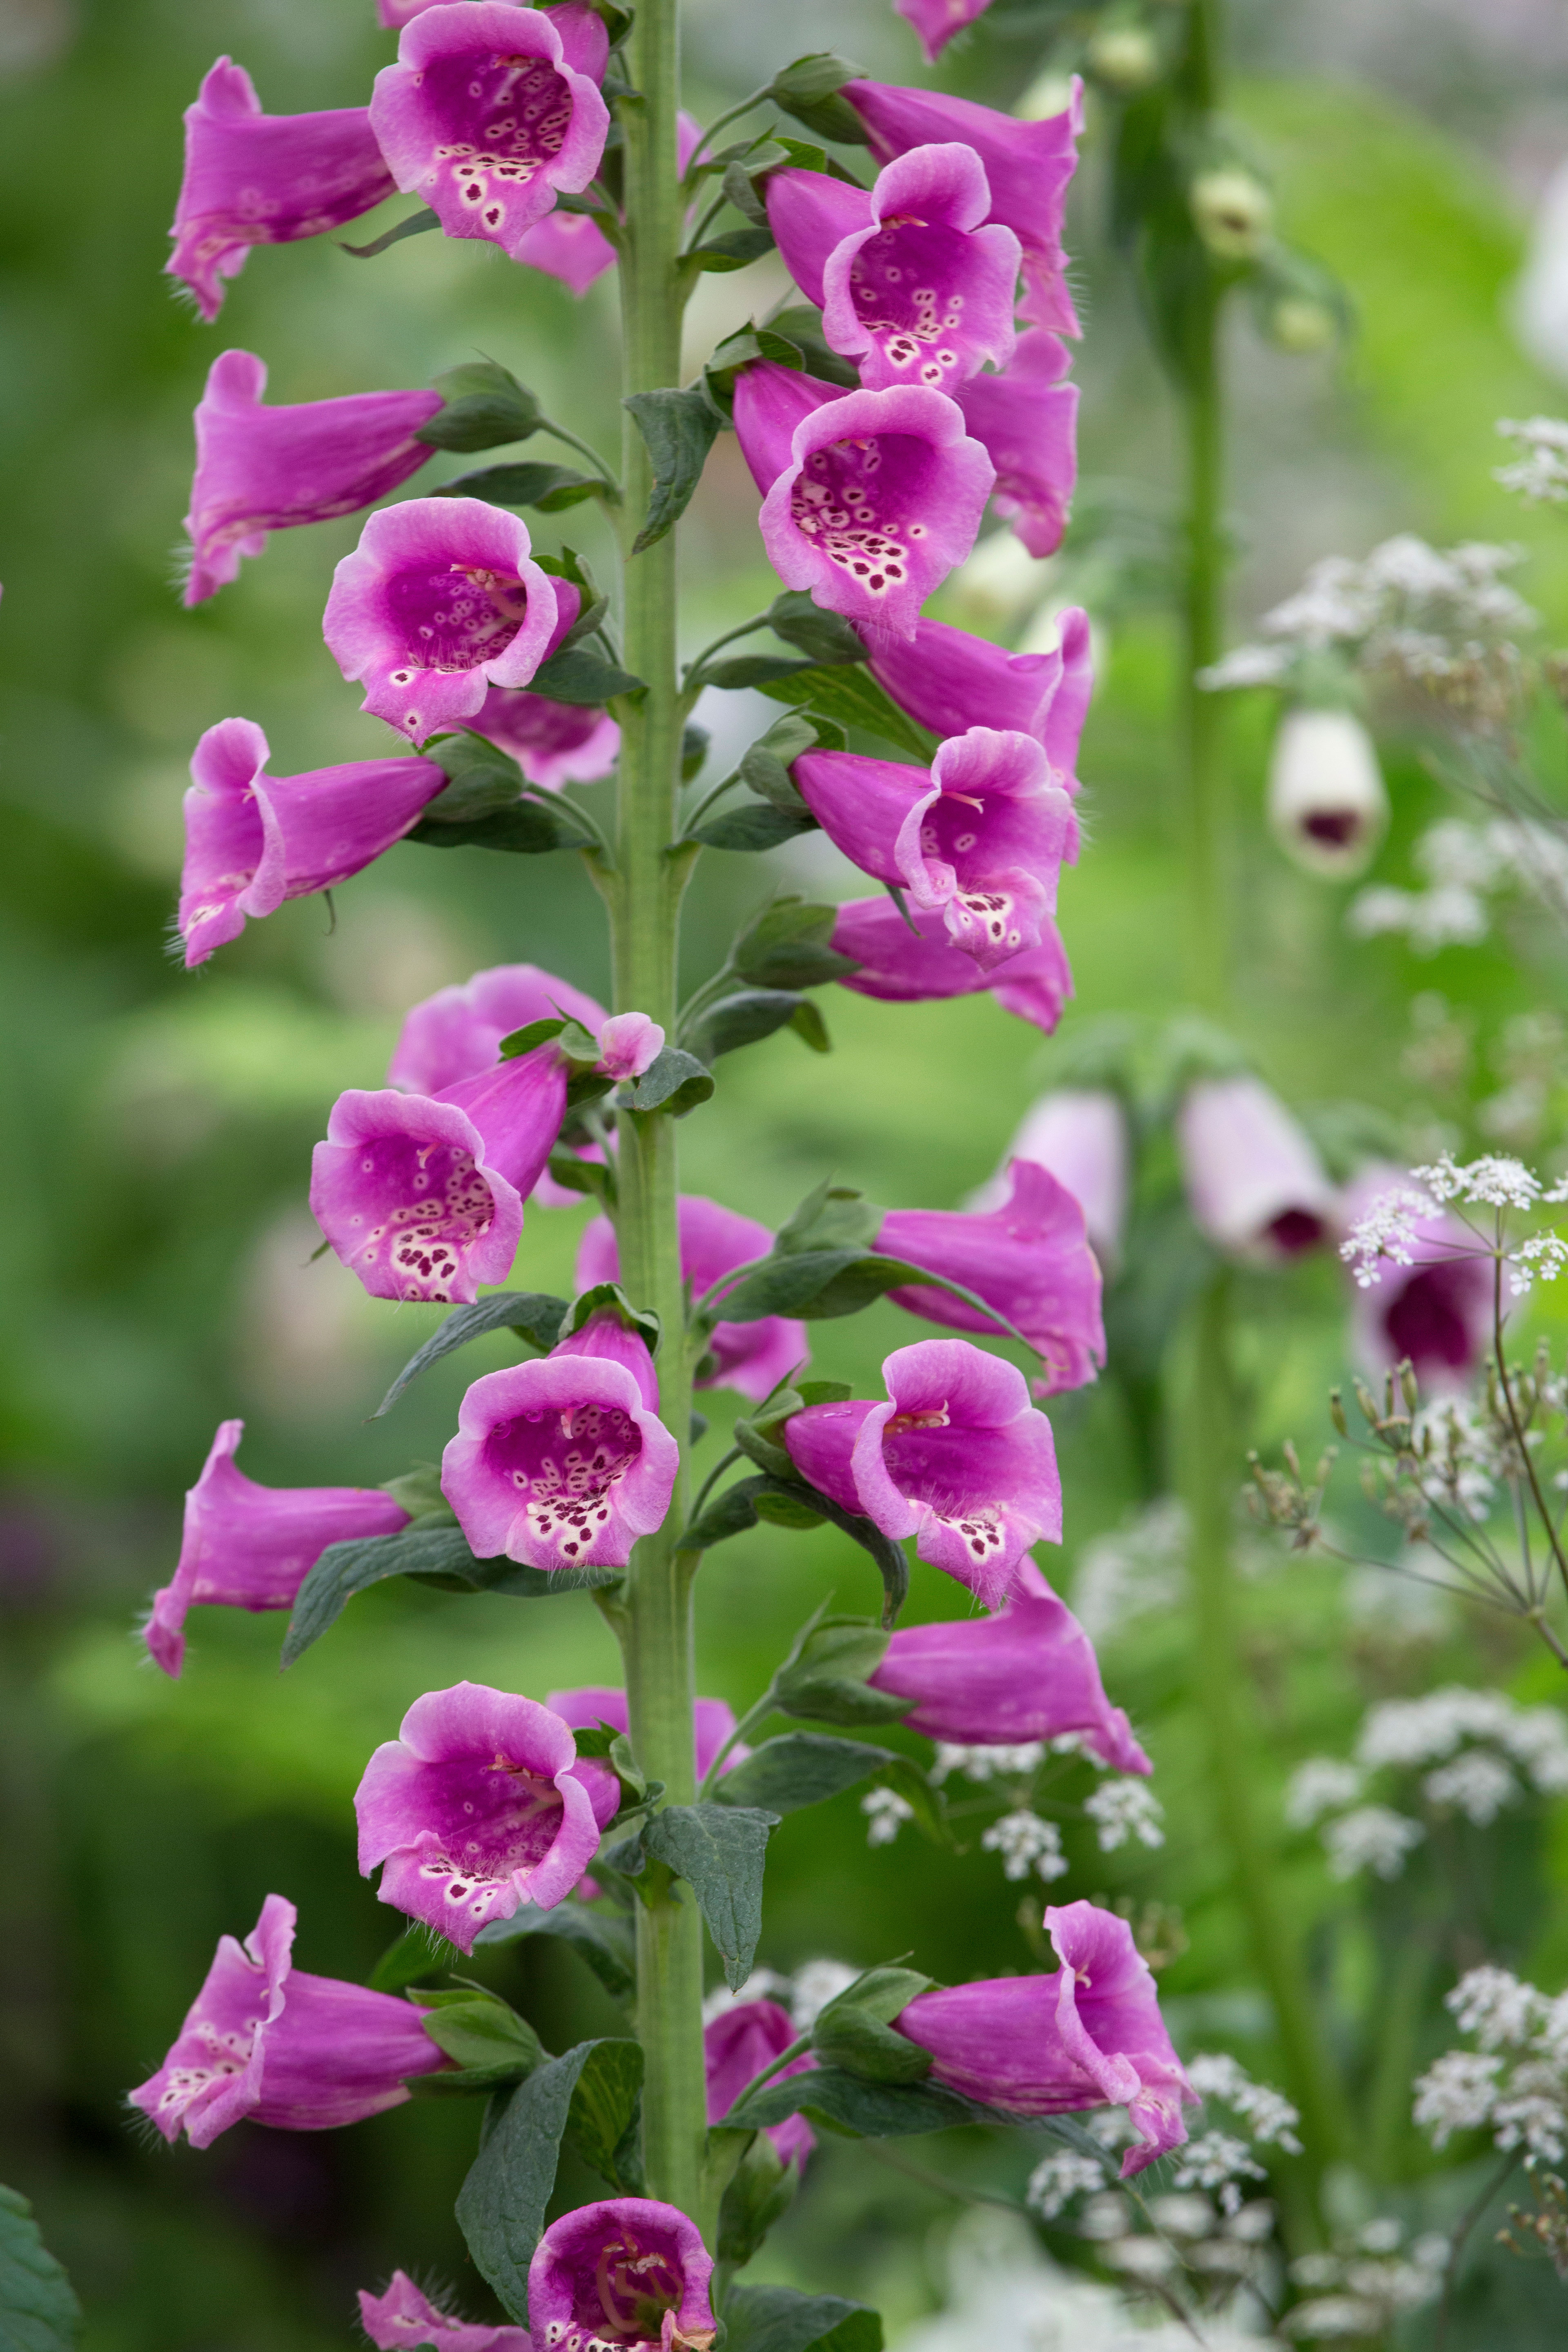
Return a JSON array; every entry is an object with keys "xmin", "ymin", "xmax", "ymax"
[{"xmin": 607, "ymin": 0, "xmax": 708, "ymax": 2230}]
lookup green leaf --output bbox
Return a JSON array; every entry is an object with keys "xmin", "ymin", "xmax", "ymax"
[
  {"xmin": 432, "ymin": 461, "xmax": 603, "ymax": 512},
  {"xmin": 731, "ymin": 899, "xmax": 859, "ymax": 990},
  {"xmin": 281, "ymin": 1524, "xmax": 616, "ymax": 1667},
  {"xmin": 418, "ymin": 360, "xmax": 544, "ymax": 452},
  {"xmin": 642, "ymin": 1803, "xmax": 778, "ymax": 1990},
  {"xmin": 563, "ymin": 2038, "xmax": 645, "ymax": 2193},
  {"xmin": 536, "ymin": 546, "xmax": 610, "ymax": 647},
  {"xmin": 765, "ymin": 591, "xmax": 867, "ymax": 667},
  {"xmin": 624, "ymin": 385, "xmax": 724, "ymax": 553},
  {"xmin": 618, "ymin": 1046, "xmax": 715, "ymax": 1116},
  {"xmin": 766, "ymin": 53, "xmax": 871, "ymax": 148},
  {"xmin": 374, "ymin": 1292, "xmax": 568, "ymax": 1418},
  {"xmin": 378, "ymin": 1462, "xmax": 453, "ymax": 1526},
  {"xmin": 790, "ymin": 999, "xmax": 830, "ymax": 1053},
  {"xmin": 704, "ymin": 324, "xmax": 806, "ymax": 411},
  {"xmin": 714, "ymin": 1731, "xmax": 895, "ymax": 1815},
  {"xmin": 869, "ymin": 1753, "xmax": 951, "ymax": 1848},
  {"xmin": 476, "ymin": 1902, "xmax": 635, "ymax": 2003},
  {"xmin": 773, "ymin": 1617, "xmax": 909, "ymax": 1727},
  {"xmin": 717, "ymin": 2133, "xmax": 800, "ymax": 2267},
  {"xmin": 765, "ymin": 308, "xmax": 862, "ymax": 388},
  {"xmin": 545, "ymin": 1145, "xmax": 617, "ymax": 1208},
  {"xmin": 528, "ymin": 644, "xmax": 646, "ymax": 704},
  {"xmin": 412, "ymin": 1985, "xmax": 547, "ymax": 2079},
  {"xmin": 368, "ymin": 1924, "xmax": 463, "ymax": 1992},
  {"xmin": 411, "ymin": 738, "xmax": 591, "ymax": 852},
  {"xmin": 682, "ymin": 723, "xmax": 710, "ymax": 780},
  {"xmin": 677, "ymin": 1475, "xmax": 908, "ymax": 1628},
  {"xmin": 339, "ymin": 207, "xmax": 440, "ymax": 259},
  {"xmin": 561, "ymin": 1281, "xmax": 662, "ymax": 1357},
  {"xmin": 455, "ymin": 2042, "xmax": 615, "ymax": 2322},
  {"xmin": 774, "ymin": 1180, "xmax": 882, "ymax": 1257},
  {"xmin": 722, "ymin": 160, "xmax": 773, "ymax": 227},
  {"xmin": 723, "ymin": 2287, "xmax": 882, "ymax": 2352},
  {"xmin": 685, "ymin": 989, "xmax": 816, "ymax": 1065},
  {"xmin": 809, "ymin": 1967, "xmax": 934, "ymax": 2082},
  {"xmin": 757, "ymin": 665, "xmax": 935, "ymax": 761},
  {"xmin": 684, "ymin": 225, "xmax": 778, "ymax": 274},
  {"xmin": 728, "ymin": 2066, "xmax": 1000, "ymax": 2140},
  {"xmin": 699, "ymin": 655, "xmax": 818, "ymax": 690},
  {"xmin": 691, "ymin": 804, "xmax": 817, "ymax": 851},
  {"xmin": 0, "ymin": 2185, "xmax": 81, "ymax": 2352}
]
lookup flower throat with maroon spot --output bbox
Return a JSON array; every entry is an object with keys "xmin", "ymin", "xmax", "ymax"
[
  {"xmin": 385, "ymin": 562, "xmax": 530, "ymax": 683},
  {"xmin": 428, "ymin": 49, "xmax": 572, "ymax": 235},
  {"xmin": 486, "ymin": 1400, "xmax": 644, "ymax": 1562},
  {"xmin": 791, "ymin": 435, "xmax": 926, "ymax": 598}
]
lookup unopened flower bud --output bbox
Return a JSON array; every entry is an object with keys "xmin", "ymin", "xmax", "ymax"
[
  {"xmin": 1190, "ymin": 169, "xmax": 1272, "ymax": 261},
  {"xmin": 1329, "ymin": 1389, "xmax": 1349, "ymax": 1439},
  {"xmin": 1267, "ymin": 708, "xmax": 1388, "ymax": 879},
  {"xmin": 1270, "ymin": 294, "xmax": 1336, "ymax": 353},
  {"xmin": 1086, "ymin": 25, "xmax": 1159, "ymax": 91},
  {"xmin": 1399, "ymin": 1359, "xmax": 1420, "ymax": 1413}
]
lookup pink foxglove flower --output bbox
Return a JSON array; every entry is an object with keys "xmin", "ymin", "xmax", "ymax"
[
  {"xmin": 844, "ymin": 78, "xmax": 1082, "ymax": 335},
  {"xmin": 469, "ymin": 686, "xmax": 620, "ymax": 786},
  {"xmin": 894, "ymin": 0, "xmax": 995, "ymax": 64},
  {"xmin": 733, "ymin": 362, "xmax": 992, "ymax": 642},
  {"xmin": 183, "ymin": 351, "xmax": 442, "ymax": 607},
  {"xmin": 973, "ymin": 1088, "xmax": 1128, "ymax": 1263},
  {"xmin": 829, "ymin": 897, "xmax": 1073, "ymax": 1034},
  {"xmin": 146, "ymin": 1420, "xmax": 410, "ymax": 1679},
  {"xmin": 784, "ymin": 1336, "xmax": 1062, "ymax": 1609},
  {"xmin": 515, "ymin": 207, "xmax": 618, "ymax": 293},
  {"xmin": 869, "ymin": 1560, "xmax": 1149, "ymax": 1771},
  {"xmin": 868, "ymin": 606, "xmax": 1091, "ymax": 779},
  {"xmin": 178, "ymin": 717, "xmax": 446, "ymax": 969},
  {"xmin": 547, "ymin": 1686, "xmax": 750, "ymax": 1782},
  {"xmin": 354, "ymin": 1682, "xmax": 618, "ymax": 1949},
  {"xmin": 577, "ymin": 1196, "xmax": 808, "ymax": 1402},
  {"xmin": 322, "ymin": 498, "xmax": 568, "ymax": 742},
  {"xmin": 369, "ymin": 3, "xmax": 610, "ymax": 260},
  {"xmin": 956, "ymin": 330, "xmax": 1078, "ymax": 558},
  {"xmin": 1340, "ymin": 1164, "xmax": 1492, "ymax": 1390},
  {"xmin": 440, "ymin": 1325, "xmax": 679, "ymax": 1571},
  {"xmin": 1176, "ymin": 1074, "xmax": 1336, "ymax": 1265},
  {"xmin": 891, "ymin": 1900, "xmax": 1195, "ymax": 2173},
  {"xmin": 526, "ymin": 2199, "xmax": 717, "ymax": 2352},
  {"xmin": 360, "ymin": 2274, "xmax": 525, "ymax": 2352},
  {"xmin": 128, "ymin": 1893, "xmax": 446, "ymax": 2147},
  {"xmin": 167, "ymin": 59, "xmax": 396, "ymax": 322},
  {"xmin": 767, "ymin": 145, "xmax": 1021, "ymax": 392},
  {"xmin": 874, "ymin": 1159, "xmax": 1105, "ymax": 1396},
  {"xmin": 705, "ymin": 1998, "xmax": 817, "ymax": 2166},
  {"xmin": 388, "ymin": 962, "xmax": 608, "ymax": 1094},
  {"xmin": 793, "ymin": 727, "xmax": 1076, "ymax": 971}
]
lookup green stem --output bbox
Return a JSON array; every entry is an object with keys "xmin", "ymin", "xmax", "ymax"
[
  {"xmin": 607, "ymin": 0, "xmax": 709, "ymax": 2234},
  {"xmin": 538, "ymin": 417, "xmax": 622, "ymax": 491}
]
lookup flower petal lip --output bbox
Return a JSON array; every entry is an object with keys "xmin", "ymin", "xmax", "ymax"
[
  {"xmin": 183, "ymin": 350, "xmax": 443, "ymax": 606},
  {"xmin": 956, "ymin": 328, "xmax": 1079, "ymax": 558},
  {"xmin": 893, "ymin": 0, "xmax": 994, "ymax": 63},
  {"xmin": 370, "ymin": 2, "xmax": 611, "ymax": 261},
  {"xmin": 440, "ymin": 1355, "xmax": 679, "ymax": 1569},
  {"xmin": 145, "ymin": 1419, "xmax": 411, "ymax": 1678},
  {"xmin": 359, "ymin": 2272, "xmax": 527, "ymax": 2352},
  {"xmin": 167, "ymin": 59, "xmax": 397, "ymax": 321},
  {"xmin": 322, "ymin": 497, "xmax": 562, "ymax": 743},
  {"xmin": 309, "ymin": 1087, "xmax": 527, "ymax": 1306},
  {"xmin": 829, "ymin": 897, "xmax": 1074, "ymax": 1035},
  {"xmin": 820, "ymin": 145, "xmax": 1022, "ymax": 393},
  {"xmin": 526, "ymin": 2198, "xmax": 716, "ymax": 2352}
]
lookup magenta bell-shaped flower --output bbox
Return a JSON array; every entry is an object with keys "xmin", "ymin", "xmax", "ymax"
[
  {"xmin": 973, "ymin": 1088, "xmax": 1129, "ymax": 1265},
  {"xmin": 546, "ymin": 1686, "xmax": 751, "ymax": 1782},
  {"xmin": 891, "ymin": 1900, "xmax": 1195, "ymax": 2173},
  {"xmin": 515, "ymin": 206, "xmax": 618, "ymax": 292},
  {"xmin": 167, "ymin": 58, "xmax": 396, "ymax": 321},
  {"xmin": 794, "ymin": 727, "xmax": 1076, "ymax": 973},
  {"xmin": 955, "ymin": 329, "xmax": 1079, "ymax": 559},
  {"xmin": 868, "ymin": 607, "xmax": 1091, "ymax": 782},
  {"xmin": 733, "ymin": 362, "xmax": 993, "ymax": 642},
  {"xmin": 470, "ymin": 685, "xmax": 620, "ymax": 788},
  {"xmin": 354, "ymin": 1682, "xmax": 619, "ymax": 1949},
  {"xmin": 388, "ymin": 963, "xmax": 609, "ymax": 1094},
  {"xmin": 576, "ymin": 1196, "xmax": 808, "ymax": 1402},
  {"xmin": 323, "ymin": 498, "xmax": 572, "ymax": 742},
  {"xmin": 369, "ymin": 2, "xmax": 610, "ymax": 260},
  {"xmin": 705, "ymin": 1998, "xmax": 817, "ymax": 2167},
  {"xmin": 1340, "ymin": 1164, "xmax": 1494, "ymax": 1391},
  {"xmin": 178, "ymin": 718, "xmax": 446, "ymax": 969},
  {"xmin": 870, "ymin": 1560, "xmax": 1150, "ymax": 1771},
  {"xmin": 526, "ymin": 2199, "xmax": 717, "ymax": 2352},
  {"xmin": 182, "ymin": 351, "xmax": 442, "ymax": 607},
  {"xmin": 360, "ymin": 2273, "xmax": 526, "ymax": 2352},
  {"xmin": 441, "ymin": 1321, "xmax": 679, "ymax": 1571},
  {"xmin": 874, "ymin": 1160, "xmax": 1106, "ymax": 1396},
  {"xmin": 1176, "ymin": 1074, "xmax": 1336, "ymax": 1266},
  {"xmin": 785, "ymin": 1337, "xmax": 1062, "ymax": 1609},
  {"xmin": 145, "ymin": 1419, "xmax": 410, "ymax": 1679},
  {"xmin": 894, "ymin": 0, "xmax": 996, "ymax": 64},
  {"xmin": 129, "ymin": 1893, "xmax": 448, "ymax": 2147},
  {"xmin": 768, "ymin": 144, "xmax": 1021, "ymax": 393},
  {"xmin": 829, "ymin": 898, "xmax": 1073, "ymax": 1035},
  {"xmin": 844, "ymin": 77, "xmax": 1083, "ymax": 336}
]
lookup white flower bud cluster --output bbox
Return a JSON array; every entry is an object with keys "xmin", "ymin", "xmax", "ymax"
[
  {"xmin": 1496, "ymin": 415, "xmax": 1568, "ymax": 505},
  {"xmin": 980, "ymin": 1808, "xmax": 1068, "ymax": 1882},
  {"xmin": 860, "ymin": 1786, "xmax": 914, "ymax": 1847},
  {"xmin": 1414, "ymin": 1965, "xmax": 1568, "ymax": 2166},
  {"xmin": 1284, "ymin": 2221, "xmax": 1447, "ymax": 2340},
  {"xmin": 1024, "ymin": 2148, "xmax": 1107, "ymax": 2219},
  {"xmin": 929, "ymin": 1741, "xmax": 1045, "ymax": 1784},
  {"xmin": 1082, "ymin": 1777, "xmax": 1165, "ymax": 1853},
  {"xmin": 1185, "ymin": 2051, "xmax": 1304, "ymax": 2154},
  {"xmin": 1349, "ymin": 819, "xmax": 1568, "ymax": 953}
]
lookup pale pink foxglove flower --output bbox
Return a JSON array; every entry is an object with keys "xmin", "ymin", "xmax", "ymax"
[
  {"xmin": 972, "ymin": 1088, "xmax": 1127, "ymax": 1264},
  {"xmin": 359, "ymin": 2274, "xmax": 525, "ymax": 2352},
  {"xmin": 1267, "ymin": 707, "xmax": 1389, "ymax": 880},
  {"xmin": 1176, "ymin": 1074, "xmax": 1335, "ymax": 1265}
]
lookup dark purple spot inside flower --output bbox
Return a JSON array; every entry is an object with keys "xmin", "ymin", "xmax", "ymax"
[
  {"xmin": 483, "ymin": 1401, "xmax": 642, "ymax": 1557},
  {"xmin": 349, "ymin": 1134, "xmax": 495, "ymax": 1302},
  {"xmin": 849, "ymin": 225, "xmax": 970, "ymax": 376},
  {"xmin": 1302, "ymin": 810, "xmax": 1361, "ymax": 847},
  {"xmin": 413, "ymin": 1750, "xmax": 566, "ymax": 1882},
  {"xmin": 789, "ymin": 432, "xmax": 940, "ymax": 598},
  {"xmin": 424, "ymin": 46, "xmax": 574, "ymax": 220}
]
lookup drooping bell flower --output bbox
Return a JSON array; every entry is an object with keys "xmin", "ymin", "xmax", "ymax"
[
  {"xmin": 323, "ymin": 498, "xmax": 569, "ymax": 742},
  {"xmin": 182, "ymin": 351, "xmax": 442, "ymax": 607},
  {"xmin": 388, "ymin": 962, "xmax": 608, "ymax": 1094},
  {"xmin": 167, "ymin": 58, "xmax": 397, "ymax": 322},
  {"xmin": 869, "ymin": 1560, "xmax": 1149, "ymax": 1770},
  {"xmin": 178, "ymin": 717, "xmax": 446, "ymax": 969},
  {"xmin": 784, "ymin": 1337, "xmax": 1062, "ymax": 1610},
  {"xmin": 843, "ymin": 78, "xmax": 1083, "ymax": 335},
  {"xmin": 767, "ymin": 145, "xmax": 1020, "ymax": 392},
  {"xmin": 470, "ymin": 685, "xmax": 620, "ymax": 788},
  {"xmin": 890, "ymin": 1900, "xmax": 1195, "ymax": 2174},
  {"xmin": 577, "ymin": 1196, "xmax": 808, "ymax": 1402},
  {"xmin": 145, "ymin": 1419, "xmax": 410, "ymax": 1679},
  {"xmin": 732, "ymin": 362, "xmax": 992, "ymax": 642},
  {"xmin": 528, "ymin": 2200, "xmax": 716, "ymax": 2352},
  {"xmin": 354, "ymin": 1682, "xmax": 618, "ymax": 1950},
  {"xmin": 973, "ymin": 1088, "xmax": 1128, "ymax": 1264},
  {"xmin": 829, "ymin": 897, "xmax": 1073, "ymax": 1036},
  {"xmin": 547, "ymin": 1686, "xmax": 750, "ymax": 1783},
  {"xmin": 894, "ymin": 0, "xmax": 996, "ymax": 64},
  {"xmin": 369, "ymin": 2, "xmax": 610, "ymax": 261},
  {"xmin": 440, "ymin": 1322, "xmax": 679, "ymax": 1571},
  {"xmin": 793, "ymin": 727, "xmax": 1076, "ymax": 972},
  {"xmin": 955, "ymin": 330, "xmax": 1078, "ymax": 559},
  {"xmin": 867, "ymin": 607, "xmax": 1091, "ymax": 784},
  {"xmin": 128, "ymin": 1894, "xmax": 447, "ymax": 2147},
  {"xmin": 705, "ymin": 1999, "xmax": 817, "ymax": 2167},
  {"xmin": 359, "ymin": 2274, "xmax": 526, "ymax": 2352},
  {"xmin": 873, "ymin": 1159, "xmax": 1105, "ymax": 1396},
  {"xmin": 1176, "ymin": 1074, "xmax": 1336, "ymax": 1265},
  {"xmin": 1340, "ymin": 1164, "xmax": 1493, "ymax": 1392},
  {"xmin": 1266, "ymin": 706, "xmax": 1389, "ymax": 880}
]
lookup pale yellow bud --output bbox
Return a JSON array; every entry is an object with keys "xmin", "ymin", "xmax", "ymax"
[{"xmin": 1191, "ymin": 168, "xmax": 1273, "ymax": 261}]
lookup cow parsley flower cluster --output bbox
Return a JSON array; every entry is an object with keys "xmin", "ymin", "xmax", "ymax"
[
  {"xmin": 982, "ymin": 1807, "xmax": 1070, "ymax": 1882},
  {"xmin": 1415, "ymin": 1966, "xmax": 1568, "ymax": 2172},
  {"xmin": 1496, "ymin": 415, "xmax": 1568, "ymax": 505},
  {"xmin": 1083, "ymin": 1777, "xmax": 1166, "ymax": 1853},
  {"xmin": 1283, "ymin": 2219, "xmax": 1448, "ymax": 2341}
]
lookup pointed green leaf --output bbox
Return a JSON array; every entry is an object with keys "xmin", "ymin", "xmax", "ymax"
[
  {"xmin": 374, "ymin": 1292, "xmax": 568, "ymax": 1418},
  {"xmin": 563, "ymin": 2039, "xmax": 645, "ymax": 2193},
  {"xmin": 713, "ymin": 1731, "xmax": 895, "ymax": 1815},
  {"xmin": 764, "ymin": 592, "xmax": 866, "ymax": 667},
  {"xmin": 455, "ymin": 2043, "xmax": 613, "ymax": 2321},
  {"xmin": 643, "ymin": 1803, "xmax": 778, "ymax": 1990},
  {"xmin": 0, "ymin": 2186, "xmax": 80, "ymax": 2352},
  {"xmin": 624, "ymin": 385, "xmax": 724, "ymax": 553},
  {"xmin": 529, "ymin": 644, "xmax": 646, "ymax": 704},
  {"xmin": 684, "ymin": 225, "xmax": 778, "ymax": 274},
  {"xmin": 691, "ymin": 804, "xmax": 817, "ymax": 851},
  {"xmin": 686, "ymin": 989, "xmax": 815, "ymax": 1065},
  {"xmin": 281, "ymin": 1524, "xmax": 615, "ymax": 1667},
  {"xmin": 432, "ymin": 461, "xmax": 603, "ymax": 512},
  {"xmin": 476, "ymin": 1902, "xmax": 635, "ymax": 2003},
  {"xmin": 339, "ymin": 207, "xmax": 440, "ymax": 259},
  {"xmin": 619, "ymin": 1046, "xmax": 715, "ymax": 1115},
  {"xmin": 757, "ymin": 665, "xmax": 935, "ymax": 761},
  {"xmin": 728, "ymin": 2066, "xmax": 1001, "ymax": 2139},
  {"xmin": 765, "ymin": 53, "xmax": 871, "ymax": 147},
  {"xmin": 368, "ymin": 1924, "xmax": 464, "ymax": 1992},
  {"xmin": 722, "ymin": 2287, "xmax": 881, "ymax": 2352},
  {"xmin": 676, "ymin": 1475, "xmax": 907, "ymax": 1628}
]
